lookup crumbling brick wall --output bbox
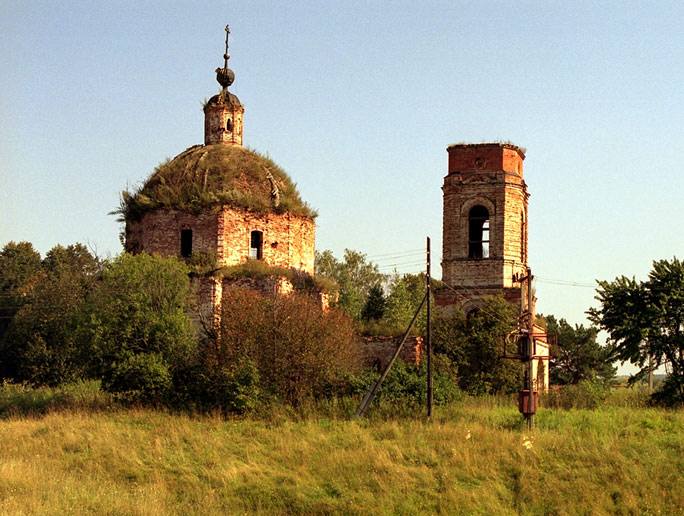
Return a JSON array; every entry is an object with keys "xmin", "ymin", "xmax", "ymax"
[
  {"xmin": 125, "ymin": 207, "xmax": 315, "ymax": 275},
  {"xmin": 218, "ymin": 209, "xmax": 315, "ymax": 274},
  {"xmin": 362, "ymin": 336, "xmax": 423, "ymax": 370},
  {"xmin": 125, "ymin": 209, "xmax": 219, "ymax": 257}
]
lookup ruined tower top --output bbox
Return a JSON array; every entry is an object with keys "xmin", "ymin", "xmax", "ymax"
[
  {"xmin": 438, "ymin": 141, "xmax": 529, "ymax": 312},
  {"xmin": 204, "ymin": 25, "xmax": 244, "ymax": 146},
  {"xmin": 446, "ymin": 142, "xmax": 525, "ymax": 178}
]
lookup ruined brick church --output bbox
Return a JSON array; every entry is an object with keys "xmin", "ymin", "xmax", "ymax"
[
  {"xmin": 120, "ymin": 27, "xmax": 548, "ymax": 389},
  {"xmin": 122, "ymin": 26, "xmax": 321, "ymax": 326}
]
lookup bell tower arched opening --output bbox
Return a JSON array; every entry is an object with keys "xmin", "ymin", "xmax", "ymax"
[{"xmin": 468, "ymin": 206, "xmax": 490, "ymax": 259}]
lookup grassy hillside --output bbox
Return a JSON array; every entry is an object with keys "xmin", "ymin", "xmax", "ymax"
[{"xmin": 1, "ymin": 388, "xmax": 683, "ymax": 515}]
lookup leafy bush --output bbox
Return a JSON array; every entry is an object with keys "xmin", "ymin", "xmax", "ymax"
[
  {"xmin": 433, "ymin": 296, "xmax": 521, "ymax": 395},
  {"xmin": 86, "ymin": 253, "xmax": 195, "ymax": 360},
  {"xmin": 171, "ymin": 350, "xmax": 262, "ymax": 415},
  {"xmin": 351, "ymin": 360, "xmax": 462, "ymax": 407},
  {"xmin": 650, "ymin": 375, "xmax": 684, "ymax": 407},
  {"xmin": 81, "ymin": 253, "xmax": 196, "ymax": 400},
  {"xmin": 103, "ymin": 353, "xmax": 172, "ymax": 405},
  {"xmin": 542, "ymin": 378, "xmax": 611, "ymax": 410}
]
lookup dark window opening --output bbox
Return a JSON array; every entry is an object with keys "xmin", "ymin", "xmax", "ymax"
[
  {"xmin": 226, "ymin": 118, "xmax": 233, "ymax": 132},
  {"xmin": 180, "ymin": 229, "xmax": 193, "ymax": 258},
  {"xmin": 468, "ymin": 206, "xmax": 490, "ymax": 259},
  {"xmin": 250, "ymin": 231, "xmax": 263, "ymax": 260}
]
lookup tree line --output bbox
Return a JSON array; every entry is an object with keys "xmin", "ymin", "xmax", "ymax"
[{"xmin": 2, "ymin": 240, "xmax": 681, "ymax": 410}]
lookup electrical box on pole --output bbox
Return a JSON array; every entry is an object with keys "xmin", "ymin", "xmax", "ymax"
[{"xmin": 500, "ymin": 268, "xmax": 556, "ymax": 430}]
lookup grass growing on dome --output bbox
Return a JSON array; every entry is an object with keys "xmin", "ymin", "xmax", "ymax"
[{"xmin": 115, "ymin": 145, "xmax": 317, "ymax": 222}]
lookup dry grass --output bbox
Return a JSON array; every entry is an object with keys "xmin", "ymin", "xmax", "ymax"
[
  {"xmin": 116, "ymin": 144, "xmax": 317, "ymax": 223},
  {"xmin": 1, "ymin": 391, "xmax": 683, "ymax": 515}
]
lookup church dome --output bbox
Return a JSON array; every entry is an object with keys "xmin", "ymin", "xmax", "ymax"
[
  {"xmin": 205, "ymin": 92, "xmax": 242, "ymax": 107},
  {"xmin": 118, "ymin": 144, "xmax": 316, "ymax": 223}
]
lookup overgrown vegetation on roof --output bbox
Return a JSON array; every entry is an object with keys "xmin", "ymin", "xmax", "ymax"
[
  {"xmin": 209, "ymin": 259, "xmax": 338, "ymax": 295},
  {"xmin": 114, "ymin": 145, "xmax": 317, "ymax": 223},
  {"xmin": 446, "ymin": 140, "xmax": 527, "ymax": 155}
]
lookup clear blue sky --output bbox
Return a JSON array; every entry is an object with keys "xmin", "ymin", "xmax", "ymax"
[{"xmin": 2, "ymin": 1, "xmax": 683, "ymax": 339}]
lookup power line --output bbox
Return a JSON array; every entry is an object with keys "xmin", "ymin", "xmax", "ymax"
[
  {"xmin": 437, "ymin": 279, "xmax": 515, "ymax": 327},
  {"xmin": 377, "ymin": 260, "xmax": 426, "ymax": 271},
  {"xmin": 535, "ymin": 276, "xmax": 595, "ymax": 288},
  {"xmin": 368, "ymin": 251, "xmax": 425, "ymax": 262},
  {"xmin": 366, "ymin": 248, "xmax": 424, "ymax": 260}
]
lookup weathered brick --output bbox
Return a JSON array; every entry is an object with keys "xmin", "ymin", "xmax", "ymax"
[
  {"xmin": 438, "ymin": 142, "xmax": 549, "ymax": 391},
  {"xmin": 439, "ymin": 143, "xmax": 529, "ymax": 309}
]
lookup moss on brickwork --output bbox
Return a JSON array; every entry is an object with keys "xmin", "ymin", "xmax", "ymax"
[
  {"xmin": 217, "ymin": 260, "xmax": 337, "ymax": 295},
  {"xmin": 117, "ymin": 144, "xmax": 317, "ymax": 222}
]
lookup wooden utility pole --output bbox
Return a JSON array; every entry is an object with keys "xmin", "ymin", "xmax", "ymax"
[{"xmin": 426, "ymin": 237, "xmax": 433, "ymax": 419}]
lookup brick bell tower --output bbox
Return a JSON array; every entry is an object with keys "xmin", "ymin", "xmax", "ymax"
[
  {"xmin": 203, "ymin": 25, "xmax": 244, "ymax": 146},
  {"xmin": 437, "ymin": 143, "xmax": 529, "ymax": 312}
]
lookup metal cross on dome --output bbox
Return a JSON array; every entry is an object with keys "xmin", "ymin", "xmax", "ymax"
[
  {"xmin": 223, "ymin": 25, "xmax": 230, "ymax": 69},
  {"xmin": 216, "ymin": 24, "xmax": 235, "ymax": 92}
]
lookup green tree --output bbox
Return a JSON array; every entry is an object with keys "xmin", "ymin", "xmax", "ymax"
[
  {"xmin": 383, "ymin": 273, "xmax": 430, "ymax": 332},
  {"xmin": 42, "ymin": 243, "xmax": 100, "ymax": 277},
  {"xmin": 433, "ymin": 296, "xmax": 521, "ymax": 395},
  {"xmin": 542, "ymin": 314, "xmax": 615, "ymax": 385},
  {"xmin": 2, "ymin": 244, "xmax": 99, "ymax": 385},
  {"xmin": 588, "ymin": 257, "xmax": 684, "ymax": 404},
  {"xmin": 361, "ymin": 284, "xmax": 386, "ymax": 321},
  {"xmin": 0, "ymin": 242, "xmax": 42, "ymax": 343},
  {"xmin": 82, "ymin": 253, "xmax": 195, "ymax": 401},
  {"xmin": 315, "ymin": 249, "xmax": 386, "ymax": 320}
]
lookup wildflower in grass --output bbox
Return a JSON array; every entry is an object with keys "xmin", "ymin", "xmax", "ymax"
[
  {"xmin": 522, "ymin": 437, "xmax": 533, "ymax": 450},
  {"xmin": 465, "ymin": 429, "xmax": 472, "ymax": 440}
]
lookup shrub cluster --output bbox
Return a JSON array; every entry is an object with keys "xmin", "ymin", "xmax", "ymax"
[
  {"xmin": 213, "ymin": 288, "xmax": 361, "ymax": 405},
  {"xmin": 0, "ymin": 243, "xmax": 368, "ymax": 414},
  {"xmin": 350, "ymin": 359, "xmax": 462, "ymax": 407},
  {"xmin": 541, "ymin": 378, "xmax": 612, "ymax": 410}
]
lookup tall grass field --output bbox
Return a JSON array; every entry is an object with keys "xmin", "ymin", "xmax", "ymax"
[{"xmin": 1, "ymin": 382, "xmax": 683, "ymax": 515}]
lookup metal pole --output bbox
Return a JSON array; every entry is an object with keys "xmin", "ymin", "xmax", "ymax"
[
  {"xmin": 426, "ymin": 237, "xmax": 433, "ymax": 419},
  {"xmin": 527, "ymin": 267, "xmax": 535, "ymax": 431}
]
